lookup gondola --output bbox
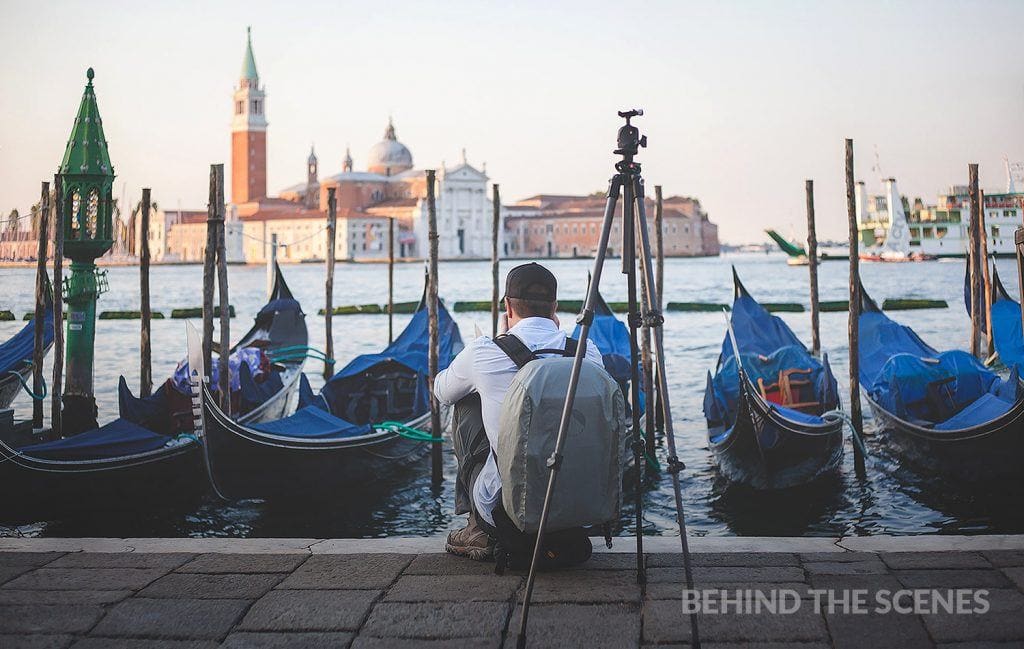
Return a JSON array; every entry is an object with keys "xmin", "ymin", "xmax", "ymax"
[
  {"xmin": 703, "ymin": 269, "xmax": 843, "ymax": 489},
  {"xmin": 199, "ymin": 278, "xmax": 464, "ymax": 500},
  {"xmin": 963, "ymin": 262, "xmax": 1023, "ymax": 369},
  {"xmin": 0, "ymin": 264, "xmax": 307, "ymax": 517},
  {"xmin": 860, "ymin": 281, "xmax": 1024, "ymax": 478},
  {"xmin": 0, "ymin": 284, "xmax": 54, "ymax": 409}
]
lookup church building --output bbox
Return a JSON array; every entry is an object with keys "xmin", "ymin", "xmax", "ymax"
[{"xmin": 160, "ymin": 28, "xmax": 500, "ymax": 264}]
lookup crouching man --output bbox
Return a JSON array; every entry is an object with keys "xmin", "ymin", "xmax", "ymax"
[{"xmin": 434, "ymin": 263, "xmax": 625, "ymax": 569}]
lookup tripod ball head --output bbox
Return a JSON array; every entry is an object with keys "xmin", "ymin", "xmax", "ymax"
[{"xmin": 614, "ymin": 109, "xmax": 647, "ymax": 169}]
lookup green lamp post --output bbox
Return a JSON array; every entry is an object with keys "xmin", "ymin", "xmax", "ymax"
[{"xmin": 57, "ymin": 68, "xmax": 114, "ymax": 434}]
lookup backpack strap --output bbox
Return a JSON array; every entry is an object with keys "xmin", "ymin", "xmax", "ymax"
[
  {"xmin": 495, "ymin": 334, "xmax": 580, "ymax": 369},
  {"xmin": 493, "ymin": 334, "xmax": 536, "ymax": 369}
]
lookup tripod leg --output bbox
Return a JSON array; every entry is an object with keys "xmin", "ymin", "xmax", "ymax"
[
  {"xmin": 632, "ymin": 175, "xmax": 701, "ymax": 649},
  {"xmin": 514, "ymin": 174, "xmax": 624, "ymax": 649},
  {"xmin": 621, "ymin": 172, "xmax": 647, "ymax": 586},
  {"xmin": 640, "ymin": 270, "xmax": 657, "ymax": 457}
]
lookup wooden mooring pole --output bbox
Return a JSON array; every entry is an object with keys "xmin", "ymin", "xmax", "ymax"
[
  {"xmin": 654, "ymin": 185, "xmax": 665, "ymax": 432},
  {"xmin": 202, "ymin": 166, "xmax": 217, "ymax": 381},
  {"xmin": 426, "ymin": 170, "xmax": 442, "ymax": 485},
  {"xmin": 51, "ymin": 173, "xmax": 64, "ymax": 436},
  {"xmin": 845, "ymin": 139, "xmax": 866, "ymax": 475},
  {"xmin": 1016, "ymin": 227, "xmax": 1024, "ymax": 338},
  {"xmin": 388, "ymin": 215, "xmax": 395, "ymax": 344},
  {"xmin": 978, "ymin": 189, "xmax": 993, "ymax": 358},
  {"xmin": 324, "ymin": 188, "xmax": 337, "ymax": 379},
  {"xmin": 139, "ymin": 188, "xmax": 153, "ymax": 397},
  {"xmin": 491, "ymin": 183, "xmax": 501, "ymax": 338},
  {"xmin": 968, "ymin": 164, "xmax": 983, "ymax": 360},
  {"xmin": 32, "ymin": 181, "xmax": 50, "ymax": 429},
  {"xmin": 214, "ymin": 166, "xmax": 230, "ymax": 414},
  {"xmin": 806, "ymin": 179, "xmax": 821, "ymax": 357},
  {"xmin": 267, "ymin": 233, "xmax": 278, "ymax": 300}
]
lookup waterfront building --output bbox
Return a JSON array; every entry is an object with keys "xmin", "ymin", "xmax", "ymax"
[{"xmin": 503, "ymin": 194, "xmax": 719, "ymax": 258}]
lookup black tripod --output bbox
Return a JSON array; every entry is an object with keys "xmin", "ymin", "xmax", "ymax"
[{"xmin": 515, "ymin": 110, "xmax": 699, "ymax": 648}]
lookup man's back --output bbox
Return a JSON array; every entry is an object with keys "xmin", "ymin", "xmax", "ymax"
[{"xmin": 434, "ymin": 316, "xmax": 603, "ymax": 524}]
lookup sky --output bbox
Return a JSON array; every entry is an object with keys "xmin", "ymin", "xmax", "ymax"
[{"xmin": 2, "ymin": 0, "xmax": 1023, "ymax": 244}]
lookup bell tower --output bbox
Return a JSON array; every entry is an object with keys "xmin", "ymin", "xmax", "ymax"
[{"xmin": 231, "ymin": 27, "xmax": 267, "ymax": 204}]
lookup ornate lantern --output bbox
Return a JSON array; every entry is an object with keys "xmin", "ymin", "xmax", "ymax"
[{"xmin": 57, "ymin": 68, "xmax": 114, "ymax": 432}]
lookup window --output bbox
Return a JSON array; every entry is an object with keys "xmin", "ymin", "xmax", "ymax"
[
  {"xmin": 236, "ymin": 101, "xmax": 243, "ymax": 114},
  {"xmin": 992, "ymin": 225, "xmax": 1000, "ymax": 238}
]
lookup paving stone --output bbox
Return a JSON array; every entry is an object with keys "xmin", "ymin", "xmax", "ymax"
[
  {"xmin": 935, "ymin": 644, "xmax": 1024, "ymax": 649},
  {"xmin": 385, "ymin": 574, "xmax": 520, "ymax": 602},
  {"xmin": 1001, "ymin": 566, "xmax": 1024, "ymax": 590},
  {"xmin": 277, "ymin": 554, "xmax": 409, "ymax": 590},
  {"xmin": 923, "ymin": 611, "xmax": 1024, "ymax": 642},
  {"xmin": 0, "ymin": 552, "xmax": 66, "ymax": 567},
  {"xmin": 3, "ymin": 567, "xmax": 168, "ymax": 591},
  {"xmin": 138, "ymin": 572, "xmax": 282, "ymax": 599},
  {"xmin": 879, "ymin": 551, "xmax": 990, "ymax": 570},
  {"xmin": 0, "ymin": 564, "xmax": 36, "ymax": 585},
  {"xmin": 47, "ymin": 553, "xmax": 193, "ymax": 570},
  {"xmin": 639, "ymin": 644, "xmax": 831, "ymax": 649},
  {"xmin": 353, "ymin": 638, "xmax": 499, "ymax": 649},
  {"xmin": 800, "ymin": 552, "xmax": 878, "ymax": 563},
  {"xmin": 506, "ymin": 603, "xmax": 639, "ymax": 649},
  {"xmin": 643, "ymin": 599, "xmax": 827, "ymax": 644},
  {"xmin": 980, "ymin": 588, "xmax": 1024, "ymax": 612},
  {"xmin": 565, "ymin": 553, "xmax": 644, "ymax": 570},
  {"xmin": 803, "ymin": 559, "xmax": 888, "ymax": 575},
  {"xmin": 221, "ymin": 632, "xmax": 355, "ymax": 648},
  {"xmin": 90, "ymin": 598, "xmax": 249, "ymax": 640},
  {"xmin": 0, "ymin": 635, "xmax": 74, "ymax": 649},
  {"xmin": 807, "ymin": 573, "xmax": 904, "ymax": 591},
  {"xmin": 982, "ymin": 550, "xmax": 1024, "ymax": 567},
  {"xmin": 824, "ymin": 611, "xmax": 931, "ymax": 649},
  {"xmin": 530, "ymin": 570, "xmax": 641, "ymax": 604},
  {"xmin": 72, "ymin": 641, "xmax": 219, "ymax": 649},
  {"xmin": 895, "ymin": 569, "xmax": 1012, "ymax": 589},
  {"xmin": 645, "ymin": 582, "xmax": 813, "ymax": 600},
  {"xmin": 649, "ymin": 552, "xmax": 799, "ymax": 568},
  {"xmin": 238, "ymin": 589, "xmax": 378, "ymax": 631},
  {"xmin": 361, "ymin": 601, "xmax": 509, "ymax": 639},
  {"xmin": 402, "ymin": 553, "xmax": 497, "ymax": 576},
  {"xmin": 177, "ymin": 553, "xmax": 308, "ymax": 574},
  {"xmin": 0, "ymin": 604, "xmax": 103, "ymax": 634},
  {"xmin": 0, "ymin": 589, "xmax": 132, "ymax": 604},
  {"xmin": 648, "ymin": 566, "xmax": 806, "ymax": 584}
]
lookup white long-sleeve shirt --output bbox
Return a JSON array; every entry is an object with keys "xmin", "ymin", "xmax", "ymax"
[{"xmin": 433, "ymin": 317, "xmax": 604, "ymax": 525}]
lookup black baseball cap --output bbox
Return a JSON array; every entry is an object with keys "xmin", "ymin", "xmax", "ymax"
[{"xmin": 504, "ymin": 263, "xmax": 557, "ymax": 302}]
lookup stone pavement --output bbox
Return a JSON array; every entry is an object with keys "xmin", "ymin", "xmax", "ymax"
[{"xmin": 1, "ymin": 537, "xmax": 1024, "ymax": 648}]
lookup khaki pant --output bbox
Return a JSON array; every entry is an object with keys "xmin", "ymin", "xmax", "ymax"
[{"xmin": 451, "ymin": 394, "xmax": 491, "ymax": 517}]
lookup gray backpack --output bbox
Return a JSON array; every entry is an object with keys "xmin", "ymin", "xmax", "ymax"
[{"xmin": 493, "ymin": 334, "xmax": 625, "ymax": 533}]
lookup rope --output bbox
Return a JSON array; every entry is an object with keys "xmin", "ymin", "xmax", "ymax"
[
  {"xmin": 822, "ymin": 409, "xmax": 868, "ymax": 458},
  {"xmin": 268, "ymin": 345, "xmax": 335, "ymax": 364},
  {"xmin": 373, "ymin": 420, "xmax": 442, "ymax": 443},
  {"xmin": 5, "ymin": 361, "xmax": 47, "ymax": 400}
]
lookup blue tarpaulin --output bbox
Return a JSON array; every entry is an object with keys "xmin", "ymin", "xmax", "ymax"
[
  {"xmin": 18, "ymin": 418, "xmax": 172, "ymax": 461},
  {"xmin": 249, "ymin": 405, "xmax": 371, "ymax": 439},
  {"xmin": 0, "ymin": 293, "xmax": 54, "ymax": 375},
  {"xmin": 861, "ymin": 289, "xmax": 1020, "ymax": 428},
  {"xmin": 704, "ymin": 272, "xmax": 836, "ymax": 429}
]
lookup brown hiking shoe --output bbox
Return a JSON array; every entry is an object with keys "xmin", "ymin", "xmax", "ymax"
[{"xmin": 445, "ymin": 515, "xmax": 494, "ymax": 561}]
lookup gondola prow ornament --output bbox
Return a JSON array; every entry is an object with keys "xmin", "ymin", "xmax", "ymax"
[{"xmin": 57, "ymin": 68, "xmax": 115, "ymax": 434}]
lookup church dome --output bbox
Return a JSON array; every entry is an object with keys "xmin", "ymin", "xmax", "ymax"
[{"xmin": 367, "ymin": 118, "xmax": 413, "ymax": 175}]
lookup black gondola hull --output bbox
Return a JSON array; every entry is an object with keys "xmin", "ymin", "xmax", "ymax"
[
  {"xmin": 710, "ymin": 391, "xmax": 844, "ymax": 490},
  {"xmin": 867, "ymin": 394, "xmax": 1024, "ymax": 479},
  {"xmin": 0, "ymin": 443, "xmax": 205, "ymax": 521},
  {"xmin": 203, "ymin": 393, "xmax": 433, "ymax": 500}
]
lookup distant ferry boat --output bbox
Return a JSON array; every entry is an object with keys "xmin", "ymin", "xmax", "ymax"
[{"xmin": 858, "ymin": 164, "xmax": 1024, "ymax": 258}]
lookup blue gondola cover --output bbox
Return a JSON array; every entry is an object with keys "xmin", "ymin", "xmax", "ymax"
[
  {"xmin": 18, "ymin": 418, "xmax": 172, "ymax": 461},
  {"xmin": 0, "ymin": 299, "xmax": 54, "ymax": 375}
]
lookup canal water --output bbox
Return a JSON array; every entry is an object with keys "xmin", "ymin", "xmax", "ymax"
[{"xmin": 1, "ymin": 253, "xmax": 1021, "ymax": 538}]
